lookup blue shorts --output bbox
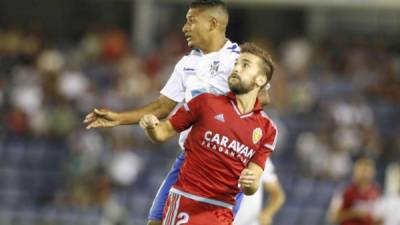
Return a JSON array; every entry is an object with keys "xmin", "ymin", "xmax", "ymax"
[{"xmin": 147, "ymin": 152, "xmax": 244, "ymax": 221}]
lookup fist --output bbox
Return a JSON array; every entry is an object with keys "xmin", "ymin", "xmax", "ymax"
[
  {"xmin": 139, "ymin": 114, "xmax": 160, "ymax": 129},
  {"xmin": 239, "ymin": 169, "xmax": 256, "ymax": 188}
]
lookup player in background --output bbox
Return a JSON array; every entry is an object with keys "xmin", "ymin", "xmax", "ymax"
[
  {"xmin": 233, "ymin": 159, "xmax": 285, "ymax": 225},
  {"xmin": 83, "ymin": 1, "xmax": 275, "ymax": 225},
  {"xmin": 328, "ymin": 157, "xmax": 381, "ymax": 225},
  {"xmin": 139, "ymin": 42, "xmax": 278, "ymax": 225}
]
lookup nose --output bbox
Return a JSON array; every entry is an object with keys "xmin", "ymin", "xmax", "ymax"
[
  {"xmin": 233, "ymin": 64, "xmax": 240, "ymax": 74},
  {"xmin": 182, "ymin": 23, "xmax": 189, "ymax": 33}
]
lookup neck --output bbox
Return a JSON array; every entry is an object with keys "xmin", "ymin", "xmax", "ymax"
[
  {"xmin": 202, "ymin": 34, "xmax": 226, "ymax": 54},
  {"xmin": 235, "ymin": 88, "xmax": 259, "ymax": 114}
]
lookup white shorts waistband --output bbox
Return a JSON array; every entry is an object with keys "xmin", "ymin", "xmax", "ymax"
[{"xmin": 170, "ymin": 187, "xmax": 233, "ymax": 209}]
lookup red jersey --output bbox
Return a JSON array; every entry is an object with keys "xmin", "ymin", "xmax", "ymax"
[
  {"xmin": 340, "ymin": 183, "xmax": 381, "ymax": 225},
  {"xmin": 169, "ymin": 92, "xmax": 278, "ymax": 206}
]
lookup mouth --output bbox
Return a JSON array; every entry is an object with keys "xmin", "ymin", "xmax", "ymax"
[
  {"xmin": 185, "ymin": 34, "xmax": 192, "ymax": 42},
  {"xmin": 230, "ymin": 74, "xmax": 240, "ymax": 80}
]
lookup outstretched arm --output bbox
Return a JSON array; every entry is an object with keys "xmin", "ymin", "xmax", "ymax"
[
  {"xmin": 139, "ymin": 114, "xmax": 178, "ymax": 143},
  {"xmin": 84, "ymin": 95, "xmax": 178, "ymax": 129}
]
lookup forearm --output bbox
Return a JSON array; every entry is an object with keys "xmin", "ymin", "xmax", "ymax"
[
  {"xmin": 118, "ymin": 103, "xmax": 166, "ymax": 125},
  {"xmin": 143, "ymin": 121, "xmax": 177, "ymax": 143},
  {"xmin": 261, "ymin": 186, "xmax": 286, "ymax": 218},
  {"xmin": 118, "ymin": 96, "xmax": 177, "ymax": 125}
]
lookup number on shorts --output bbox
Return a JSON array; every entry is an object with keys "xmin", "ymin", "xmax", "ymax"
[{"xmin": 176, "ymin": 212, "xmax": 189, "ymax": 225}]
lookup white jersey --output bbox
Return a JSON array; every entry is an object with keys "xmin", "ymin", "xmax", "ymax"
[
  {"xmin": 234, "ymin": 159, "xmax": 278, "ymax": 225},
  {"xmin": 374, "ymin": 195, "xmax": 400, "ymax": 225},
  {"xmin": 160, "ymin": 40, "xmax": 240, "ymax": 149}
]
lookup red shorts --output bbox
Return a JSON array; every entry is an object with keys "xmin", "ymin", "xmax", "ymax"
[{"xmin": 162, "ymin": 192, "xmax": 233, "ymax": 225}]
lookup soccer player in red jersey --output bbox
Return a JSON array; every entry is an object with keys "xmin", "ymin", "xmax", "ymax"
[
  {"xmin": 329, "ymin": 157, "xmax": 381, "ymax": 225},
  {"xmin": 139, "ymin": 42, "xmax": 278, "ymax": 225}
]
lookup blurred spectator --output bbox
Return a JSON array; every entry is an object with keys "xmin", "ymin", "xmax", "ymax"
[{"xmin": 328, "ymin": 157, "xmax": 381, "ymax": 225}]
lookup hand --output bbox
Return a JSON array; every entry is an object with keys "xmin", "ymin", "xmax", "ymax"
[
  {"xmin": 139, "ymin": 114, "xmax": 160, "ymax": 129},
  {"xmin": 259, "ymin": 212, "xmax": 273, "ymax": 225},
  {"xmin": 239, "ymin": 169, "xmax": 256, "ymax": 188},
  {"xmin": 84, "ymin": 108, "xmax": 120, "ymax": 129}
]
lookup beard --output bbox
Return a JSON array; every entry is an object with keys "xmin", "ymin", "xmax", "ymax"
[{"xmin": 228, "ymin": 75, "xmax": 255, "ymax": 95}]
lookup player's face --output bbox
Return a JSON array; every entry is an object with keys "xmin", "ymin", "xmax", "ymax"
[
  {"xmin": 353, "ymin": 160, "xmax": 375, "ymax": 185},
  {"xmin": 228, "ymin": 53, "xmax": 265, "ymax": 95},
  {"xmin": 182, "ymin": 8, "xmax": 211, "ymax": 50}
]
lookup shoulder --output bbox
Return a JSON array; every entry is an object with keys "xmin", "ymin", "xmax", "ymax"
[
  {"xmin": 175, "ymin": 50, "xmax": 201, "ymax": 69},
  {"xmin": 224, "ymin": 41, "xmax": 241, "ymax": 54},
  {"xmin": 259, "ymin": 111, "xmax": 278, "ymax": 133},
  {"xmin": 342, "ymin": 183, "xmax": 357, "ymax": 196}
]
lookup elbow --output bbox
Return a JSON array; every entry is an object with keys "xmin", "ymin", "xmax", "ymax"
[{"xmin": 277, "ymin": 188, "xmax": 286, "ymax": 205}]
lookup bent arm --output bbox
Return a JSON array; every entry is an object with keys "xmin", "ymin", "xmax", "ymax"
[
  {"xmin": 260, "ymin": 180, "xmax": 286, "ymax": 221},
  {"xmin": 143, "ymin": 120, "xmax": 178, "ymax": 143},
  {"xmin": 118, "ymin": 95, "xmax": 178, "ymax": 125}
]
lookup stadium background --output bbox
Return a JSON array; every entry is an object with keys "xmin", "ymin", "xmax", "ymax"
[{"xmin": 0, "ymin": 0, "xmax": 399, "ymax": 224}]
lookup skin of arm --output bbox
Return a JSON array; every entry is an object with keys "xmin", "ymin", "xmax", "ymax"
[
  {"xmin": 139, "ymin": 114, "xmax": 178, "ymax": 143},
  {"xmin": 84, "ymin": 95, "xmax": 178, "ymax": 129},
  {"xmin": 239, "ymin": 162, "xmax": 264, "ymax": 195},
  {"xmin": 258, "ymin": 180, "xmax": 286, "ymax": 225}
]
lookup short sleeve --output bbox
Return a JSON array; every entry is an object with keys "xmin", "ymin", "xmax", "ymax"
[
  {"xmin": 160, "ymin": 58, "xmax": 186, "ymax": 102},
  {"xmin": 262, "ymin": 122, "xmax": 278, "ymax": 152},
  {"xmin": 250, "ymin": 121, "xmax": 278, "ymax": 169},
  {"xmin": 169, "ymin": 93, "xmax": 208, "ymax": 133},
  {"xmin": 249, "ymin": 148, "xmax": 271, "ymax": 170}
]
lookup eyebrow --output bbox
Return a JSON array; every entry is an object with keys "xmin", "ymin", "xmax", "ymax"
[{"xmin": 241, "ymin": 58, "xmax": 252, "ymax": 64}]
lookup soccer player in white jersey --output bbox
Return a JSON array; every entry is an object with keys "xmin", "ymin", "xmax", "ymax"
[
  {"xmin": 84, "ymin": 1, "xmax": 276, "ymax": 225},
  {"xmin": 234, "ymin": 159, "xmax": 285, "ymax": 225}
]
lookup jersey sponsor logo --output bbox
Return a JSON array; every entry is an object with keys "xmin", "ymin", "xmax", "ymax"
[
  {"xmin": 209, "ymin": 61, "xmax": 220, "ymax": 76},
  {"xmin": 214, "ymin": 114, "xmax": 225, "ymax": 122},
  {"xmin": 183, "ymin": 67, "xmax": 195, "ymax": 71},
  {"xmin": 252, "ymin": 128, "xmax": 262, "ymax": 144},
  {"xmin": 202, "ymin": 130, "xmax": 255, "ymax": 164}
]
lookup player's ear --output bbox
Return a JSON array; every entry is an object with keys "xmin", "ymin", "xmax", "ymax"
[
  {"xmin": 210, "ymin": 17, "xmax": 218, "ymax": 31},
  {"xmin": 255, "ymin": 74, "xmax": 267, "ymax": 88}
]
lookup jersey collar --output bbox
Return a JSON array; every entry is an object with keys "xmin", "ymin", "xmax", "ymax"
[
  {"xmin": 226, "ymin": 92, "xmax": 263, "ymax": 117},
  {"xmin": 194, "ymin": 39, "xmax": 233, "ymax": 55}
]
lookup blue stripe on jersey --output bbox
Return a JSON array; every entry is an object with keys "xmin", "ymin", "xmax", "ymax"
[
  {"xmin": 148, "ymin": 152, "xmax": 185, "ymax": 220},
  {"xmin": 227, "ymin": 44, "xmax": 240, "ymax": 54}
]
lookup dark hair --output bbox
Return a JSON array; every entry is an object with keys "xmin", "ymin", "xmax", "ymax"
[
  {"xmin": 240, "ymin": 42, "xmax": 275, "ymax": 82},
  {"xmin": 190, "ymin": 0, "xmax": 227, "ymax": 11}
]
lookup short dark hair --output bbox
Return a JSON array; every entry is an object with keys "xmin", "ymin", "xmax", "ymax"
[
  {"xmin": 240, "ymin": 42, "xmax": 275, "ymax": 82},
  {"xmin": 190, "ymin": 0, "xmax": 227, "ymax": 12}
]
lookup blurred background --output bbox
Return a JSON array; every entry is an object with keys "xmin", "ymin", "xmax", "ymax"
[{"xmin": 0, "ymin": 0, "xmax": 400, "ymax": 224}]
